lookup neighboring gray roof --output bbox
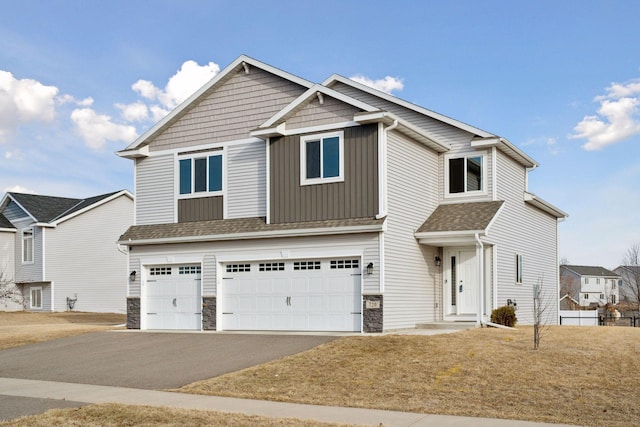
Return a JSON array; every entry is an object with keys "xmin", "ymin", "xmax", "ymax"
[
  {"xmin": 119, "ymin": 217, "xmax": 385, "ymax": 244},
  {"xmin": 416, "ymin": 201, "xmax": 504, "ymax": 233},
  {"xmin": 6, "ymin": 191, "xmax": 122, "ymax": 224},
  {"xmin": 0, "ymin": 213, "xmax": 14, "ymax": 229},
  {"xmin": 561, "ymin": 265, "xmax": 619, "ymax": 277}
]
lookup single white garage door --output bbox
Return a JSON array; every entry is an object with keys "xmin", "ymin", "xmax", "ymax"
[
  {"xmin": 222, "ymin": 258, "xmax": 361, "ymax": 332},
  {"xmin": 145, "ymin": 265, "xmax": 202, "ymax": 330}
]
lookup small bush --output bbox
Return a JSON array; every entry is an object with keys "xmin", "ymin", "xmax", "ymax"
[{"xmin": 491, "ymin": 305, "xmax": 517, "ymax": 327}]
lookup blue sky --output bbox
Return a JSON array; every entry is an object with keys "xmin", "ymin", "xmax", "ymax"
[{"xmin": 1, "ymin": 0, "xmax": 639, "ymax": 268}]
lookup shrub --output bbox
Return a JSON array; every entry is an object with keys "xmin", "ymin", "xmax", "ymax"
[{"xmin": 491, "ymin": 305, "xmax": 517, "ymax": 327}]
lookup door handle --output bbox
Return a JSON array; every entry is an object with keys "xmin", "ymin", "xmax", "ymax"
[
  {"xmin": 459, "ymin": 285, "xmax": 463, "ymax": 293},
  {"xmin": 285, "ymin": 296, "xmax": 291, "ymax": 306},
  {"xmin": 172, "ymin": 298, "xmax": 177, "ymax": 307}
]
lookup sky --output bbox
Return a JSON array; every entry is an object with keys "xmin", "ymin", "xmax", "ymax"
[{"xmin": 0, "ymin": 0, "xmax": 639, "ymax": 268}]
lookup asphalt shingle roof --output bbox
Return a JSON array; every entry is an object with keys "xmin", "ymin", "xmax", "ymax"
[
  {"xmin": 416, "ymin": 201, "xmax": 504, "ymax": 233},
  {"xmin": 119, "ymin": 216, "xmax": 385, "ymax": 243},
  {"xmin": 7, "ymin": 191, "xmax": 120, "ymax": 223},
  {"xmin": 0, "ymin": 213, "xmax": 14, "ymax": 229},
  {"xmin": 561, "ymin": 265, "xmax": 619, "ymax": 277}
]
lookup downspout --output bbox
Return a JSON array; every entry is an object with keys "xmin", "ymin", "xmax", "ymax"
[
  {"xmin": 475, "ymin": 233, "xmax": 484, "ymax": 326},
  {"xmin": 376, "ymin": 119, "xmax": 398, "ymax": 219}
]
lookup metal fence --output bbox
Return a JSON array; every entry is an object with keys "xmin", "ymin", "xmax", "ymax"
[{"xmin": 560, "ymin": 312, "xmax": 640, "ymax": 327}]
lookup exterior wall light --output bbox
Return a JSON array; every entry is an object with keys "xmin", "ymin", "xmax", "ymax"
[
  {"xmin": 434, "ymin": 256, "xmax": 442, "ymax": 267},
  {"xmin": 129, "ymin": 270, "xmax": 137, "ymax": 282},
  {"xmin": 366, "ymin": 262, "xmax": 374, "ymax": 275}
]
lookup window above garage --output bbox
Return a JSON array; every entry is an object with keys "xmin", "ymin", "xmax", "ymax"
[
  {"xmin": 178, "ymin": 149, "xmax": 223, "ymax": 198},
  {"xmin": 300, "ymin": 131, "xmax": 344, "ymax": 186}
]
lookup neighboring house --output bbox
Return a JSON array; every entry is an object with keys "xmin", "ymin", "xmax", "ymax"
[
  {"xmin": 117, "ymin": 55, "xmax": 567, "ymax": 333},
  {"xmin": 559, "ymin": 293, "xmax": 580, "ymax": 311},
  {"xmin": 0, "ymin": 191, "xmax": 133, "ymax": 313},
  {"xmin": 613, "ymin": 265, "xmax": 640, "ymax": 308},
  {"xmin": 560, "ymin": 265, "xmax": 620, "ymax": 307}
]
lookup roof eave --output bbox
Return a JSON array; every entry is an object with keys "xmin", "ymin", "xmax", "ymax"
[
  {"xmin": 414, "ymin": 229, "xmax": 487, "ymax": 246},
  {"xmin": 116, "ymin": 145, "xmax": 149, "ymax": 159},
  {"xmin": 524, "ymin": 192, "xmax": 568, "ymax": 219},
  {"xmin": 471, "ymin": 137, "xmax": 538, "ymax": 168}
]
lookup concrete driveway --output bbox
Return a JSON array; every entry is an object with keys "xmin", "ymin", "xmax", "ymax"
[{"xmin": 0, "ymin": 331, "xmax": 336, "ymax": 389}]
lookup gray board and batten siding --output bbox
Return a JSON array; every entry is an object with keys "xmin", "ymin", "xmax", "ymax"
[
  {"xmin": 178, "ymin": 197, "xmax": 224, "ymax": 223},
  {"xmin": 269, "ymin": 124, "xmax": 378, "ymax": 224}
]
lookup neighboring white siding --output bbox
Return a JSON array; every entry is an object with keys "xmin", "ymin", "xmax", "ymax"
[
  {"xmin": 135, "ymin": 154, "xmax": 174, "ymax": 225},
  {"xmin": 14, "ymin": 219, "xmax": 43, "ymax": 283},
  {"xmin": 0, "ymin": 230, "xmax": 20, "ymax": 311},
  {"xmin": 488, "ymin": 152, "xmax": 559, "ymax": 324},
  {"xmin": 226, "ymin": 140, "xmax": 267, "ymax": 219},
  {"xmin": 148, "ymin": 68, "xmax": 307, "ymax": 152},
  {"xmin": 127, "ymin": 232, "xmax": 380, "ymax": 298},
  {"xmin": 383, "ymin": 130, "xmax": 440, "ymax": 330},
  {"xmin": 46, "ymin": 195, "xmax": 132, "ymax": 313}
]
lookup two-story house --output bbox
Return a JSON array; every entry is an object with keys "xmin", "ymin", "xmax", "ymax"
[
  {"xmin": 560, "ymin": 265, "xmax": 620, "ymax": 307},
  {"xmin": 0, "ymin": 191, "xmax": 133, "ymax": 312},
  {"xmin": 613, "ymin": 265, "xmax": 640, "ymax": 308},
  {"xmin": 117, "ymin": 55, "xmax": 567, "ymax": 333}
]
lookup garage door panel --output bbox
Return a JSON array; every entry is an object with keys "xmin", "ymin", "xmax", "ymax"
[{"xmin": 145, "ymin": 266, "xmax": 201, "ymax": 330}]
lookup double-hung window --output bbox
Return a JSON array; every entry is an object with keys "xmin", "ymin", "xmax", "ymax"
[
  {"xmin": 30, "ymin": 286, "xmax": 42, "ymax": 309},
  {"xmin": 300, "ymin": 131, "xmax": 344, "ymax": 185},
  {"xmin": 178, "ymin": 153, "xmax": 223, "ymax": 196},
  {"xmin": 446, "ymin": 154, "xmax": 485, "ymax": 196},
  {"xmin": 22, "ymin": 228, "xmax": 34, "ymax": 264}
]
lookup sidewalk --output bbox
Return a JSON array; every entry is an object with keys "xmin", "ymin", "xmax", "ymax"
[{"xmin": 0, "ymin": 377, "xmax": 578, "ymax": 427}]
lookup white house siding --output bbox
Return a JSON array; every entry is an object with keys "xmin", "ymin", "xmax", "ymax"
[
  {"xmin": 148, "ymin": 68, "xmax": 307, "ymax": 152},
  {"xmin": 127, "ymin": 232, "xmax": 380, "ymax": 298},
  {"xmin": 383, "ymin": 130, "xmax": 440, "ymax": 330},
  {"xmin": 14, "ymin": 218, "xmax": 43, "ymax": 283},
  {"xmin": 46, "ymin": 195, "xmax": 132, "ymax": 313},
  {"xmin": 0, "ymin": 230, "xmax": 20, "ymax": 310},
  {"xmin": 286, "ymin": 96, "xmax": 361, "ymax": 130},
  {"xmin": 488, "ymin": 152, "xmax": 559, "ymax": 324},
  {"xmin": 135, "ymin": 154, "xmax": 175, "ymax": 225},
  {"xmin": 226, "ymin": 140, "xmax": 267, "ymax": 219}
]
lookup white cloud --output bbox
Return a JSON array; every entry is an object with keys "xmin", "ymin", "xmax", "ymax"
[
  {"xmin": 0, "ymin": 70, "xmax": 59, "ymax": 141},
  {"xmin": 116, "ymin": 101, "xmax": 149, "ymax": 122},
  {"xmin": 3, "ymin": 185, "xmax": 36, "ymax": 194},
  {"xmin": 570, "ymin": 79, "xmax": 640, "ymax": 150},
  {"xmin": 132, "ymin": 60, "xmax": 220, "ymax": 110},
  {"xmin": 57, "ymin": 94, "xmax": 94, "ymax": 107},
  {"xmin": 70, "ymin": 108, "xmax": 138, "ymax": 150},
  {"xmin": 4, "ymin": 149, "xmax": 21, "ymax": 160},
  {"xmin": 349, "ymin": 74, "xmax": 404, "ymax": 94}
]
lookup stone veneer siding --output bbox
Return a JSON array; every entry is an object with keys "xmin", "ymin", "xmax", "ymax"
[
  {"xmin": 127, "ymin": 297, "xmax": 140, "ymax": 329},
  {"xmin": 363, "ymin": 294, "xmax": 383, "ymax": 333},
  {"xmin": 202, "ymin": 296, "xmax": 216, "ymax": 330}
]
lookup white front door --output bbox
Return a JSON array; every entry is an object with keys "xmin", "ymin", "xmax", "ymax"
[{"xmin": 444, "ymin": 248, "xmax": 478, "ymax": 318}]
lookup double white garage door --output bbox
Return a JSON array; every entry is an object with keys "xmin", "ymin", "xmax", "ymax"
[{"xmin": 145, "ymin": 259, "xmax": 362, "ymax": 332}]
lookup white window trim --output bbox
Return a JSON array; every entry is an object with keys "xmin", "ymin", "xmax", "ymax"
[
  {"xmin": 444, "ymin": 152, "xmax": 488, "ymax": 198},
  {"xmin": 30, "ymin": 286, "xmax": 42, "ymax": 309},
  {"xmin": 515, "ymin": 254, "xmax": 523, "ymax": 285},
  {"xmin": 22, "ymin": 227, "xmax": 34, "ymax": 265},
  {"xmin": 176, "ymin": 150, "xmax": 225, "ymax": 200},
  {"xmin": 300, "ymin": 131, "xmax": 344, "ymax": 186}
]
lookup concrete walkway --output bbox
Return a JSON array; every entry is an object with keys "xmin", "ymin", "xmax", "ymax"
[{"xmin": 0, "ymin": 377, "xmax": 578, "ymax": 427}]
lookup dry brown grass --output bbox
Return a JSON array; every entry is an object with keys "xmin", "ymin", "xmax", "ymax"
[
  {"xmin": 0, "ymin": 403, "xmax": 360, "ymax": 426},
  {"xmin": 179, "ymin": 326, "xmax": 640, "ymax": 427},
  {"xmin": 0, "ymin": 312, "xmax": 125, "ymax": 350}
]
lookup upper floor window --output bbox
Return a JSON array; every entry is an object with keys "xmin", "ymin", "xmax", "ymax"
[
  {"xmin": 22, "ymin": 228, "xmax": 34, "ymax": 264},
  {"xmin": 300, "ymin": 131, "xmax": 344, "ymax": 185},
  {"xmin": 446, "ymin": 154, "xmax": 485, "ymax": 196},
  {"xmin": 584, "ymin": 278, "xmax": 590, "ymax": 284},
  {"xmin": 179, "ymin": 154, "xmax": 223, "ymax": 196}
]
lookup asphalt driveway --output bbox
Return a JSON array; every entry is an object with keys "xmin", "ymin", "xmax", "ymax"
[{"xmin": 0, "ymin": 331, "xmax": 336, "ymax": 390}]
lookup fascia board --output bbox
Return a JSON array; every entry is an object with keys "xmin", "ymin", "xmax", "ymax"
[
  {"xmin": 323, "ymin": 74, "xmax": 495, "ymax": 138},
  {"xmin": 471, "ymin": 137, "xmax": 538, "ymax": 168},
  {"xmin": 119, "ymin": 223, "xmax": 384, "ymax": 246},
  {"xmin": 484, "ymin": 201, "xmax": 505, "ymax": 235},
  {"xmin": 0, "ymin": 228, "xmax": 16, "ymax": 233},
  {"xmin": 52, "ymin": 190, "xmax": 134, "ymax": 226},
  {"xmin": 524, "ymin": 192, "xmax": 568, "ymax": 219},
  {"xmin": 259, "ymin": 84, "xmax": 380, "ymax": 129},
  {"xmin": 120, "ymin": 55, "xmax": 315, "ymax": 152},
  {"xmin": 116, "ymin": 145, "xmax": 149, "ymax": 159},
  {"xmin": 414, "ymin": 230, "xmax": 486, "ymax": 246}
]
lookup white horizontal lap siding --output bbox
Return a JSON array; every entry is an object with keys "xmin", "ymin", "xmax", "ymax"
[
  {"xmin": 14, "ymin": 218, "xmax": 42, "ymax": 283},
  {"xmin": 47, "ymin": 195, "xmax": 132, "ymax": 313},
  {"xmin": 135, "ymin": 155, "xmax": 175, "ymax": 225},
  {"xmin": 384, "ymin": 131, "xmax": 439, "ymax": 330},
  {"xmin": 491, "ymin": 153, "xmax": 558, "ymax": 324},
  {"xmin": 128, "ymin": 232, "xmax": 380, "ymax": 298},
  {"xmin": 0, "ymin": 232, "xmax": 15, "ymax": 280},
  {"xmin": 226, "ymin": 140, "xmax": 267, "ymax": 219},
  {"xmin": 149, "ymin": 69, "xmax": 307, "ymax": 152}
]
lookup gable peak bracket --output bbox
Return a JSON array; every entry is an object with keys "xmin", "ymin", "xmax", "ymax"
[
  {"xmin": 242, "ymin": 61, "xmax": 250, "ymax": 75},
  {"xmin": 316, "ymin": 91, "xmax": 324, "ymax": 105}
]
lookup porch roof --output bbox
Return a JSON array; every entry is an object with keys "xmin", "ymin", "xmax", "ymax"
[{"xmin": 414, "ymin": 201, "xmax": 504, "ymax": 246}]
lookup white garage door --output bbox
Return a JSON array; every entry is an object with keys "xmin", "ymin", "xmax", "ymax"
[
  {"xmin": 145, "ymin": 265, "xmax": 202, "ymax": 330},
  {"xmin": 222, "ymin": 258, "xmax": 361, "ymax": 332}
]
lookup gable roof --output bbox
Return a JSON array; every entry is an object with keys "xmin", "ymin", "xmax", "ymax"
[
  {"xmin": 561, "ymin": 265, "xmax": 620, "ymax": 278},
  {"xmin": 1, "ymin": 190, "xmax": 132, "ymax": 226},
  {"xmin": 118, "ymin": 55, "xmax": 315, "ymax": 157}
]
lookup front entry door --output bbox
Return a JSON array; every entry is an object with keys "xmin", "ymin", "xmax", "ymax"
[{"xmin": 445, "ymin": 248, "xmax": 478, "ymax": 317}]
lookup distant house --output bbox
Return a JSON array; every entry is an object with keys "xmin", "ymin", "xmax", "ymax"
[
  {"xmin": 613, "ymin": 265, "xmax": 640, "ymax": 309},
  {"xmin": 560, "ymin": 265, "xmax": 620, "ymax": 308},
  {"xmin": 116, "ymin": 55, "xmax": 567, "ymax": 333},
  {"xmin": 0, "ymin": 191, "xmax": 133, "ymax": 313}
]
